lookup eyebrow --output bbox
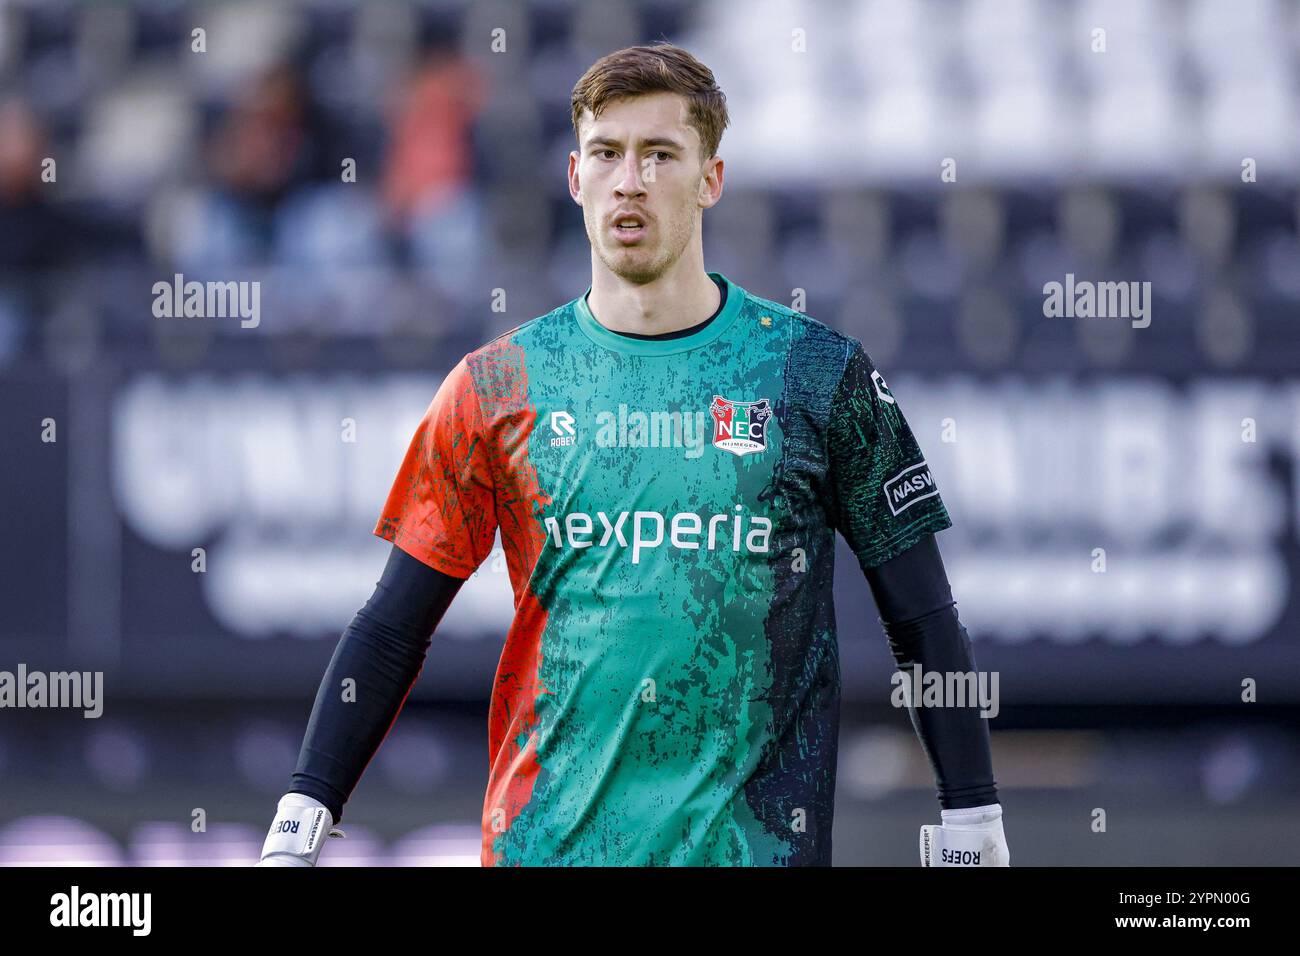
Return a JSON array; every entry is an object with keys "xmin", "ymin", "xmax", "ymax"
[{"xmin": 587, "ymin": 136, "xmax": 686, "ymax": 152}]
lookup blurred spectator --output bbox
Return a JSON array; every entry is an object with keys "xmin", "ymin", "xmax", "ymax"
[
  {"xmin": 0, "ymin": 96, "xmax": 72, "ymax": 361},
  {"xmin": 209, "ymin": 65, "xmax": 333, "ymax": 206},
  {"xmin": 381, "ymin": 49, "xmax": 489, "ymax": 300},
  {"xmin": 381, "ymin": 50, "xmax": 486, "ymax": 227},
  {"xmin": 0, "ymin": 97, "xmax": 69, "ymax": 273},
  {"xmin": 167, "ymin": 65, "xmax": 338, "ymax": 270}
]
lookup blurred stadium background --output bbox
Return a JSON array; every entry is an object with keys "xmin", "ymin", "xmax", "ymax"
[{"xmin": 2, "ymin": 0, "xmax": 1299, "ymax": 865}]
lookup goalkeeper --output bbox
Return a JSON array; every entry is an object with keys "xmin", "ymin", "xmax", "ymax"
[{"xmin": 259, "ymin": 41, "xmax": 1006, "ymax": 867}]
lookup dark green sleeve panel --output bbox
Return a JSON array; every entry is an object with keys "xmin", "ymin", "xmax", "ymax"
[{"xmin": 826, "ymin": 339, "xmax": 952, "ymax": 572}]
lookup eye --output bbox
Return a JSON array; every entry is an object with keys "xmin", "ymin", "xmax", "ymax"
[
  {"xmin": 653, "ymin": 151, "xmax": 672, "ymax": 162},
  {"xmin": 599, "ymin": 149, "xmax": 617, "ymax": 159}
]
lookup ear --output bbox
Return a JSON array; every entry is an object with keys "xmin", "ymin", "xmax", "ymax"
[
  {"xmin": 699, "ymin": 154, "xmax": 724, "ymax": 208},
  {"xmin": 568, "ymin": 151, "xmax": 583, "ymax": 204}
]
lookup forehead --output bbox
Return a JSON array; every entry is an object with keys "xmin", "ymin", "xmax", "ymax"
[{"xmin": 579, "ymin": 91, "xmax": 698, "ymax": 148}]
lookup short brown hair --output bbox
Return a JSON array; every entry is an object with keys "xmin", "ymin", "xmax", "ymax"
[{"xmin": 571, "ymin": 43, "xmax": 730, "ymax": 162}]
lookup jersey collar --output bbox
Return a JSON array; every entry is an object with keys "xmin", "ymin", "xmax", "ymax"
[{"xmin": 573, "ymin": 272, "xmax": 744, "ymax": 356}]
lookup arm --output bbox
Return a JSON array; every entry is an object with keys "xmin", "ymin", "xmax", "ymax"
[
  {"xmin": 256, "ymin": 544, "xmax": 465, "ymax": 866},
  {"xmin": 824, "ymin": 338, "xmax": 1008, "ymax": 865},
  {"xmin": 288, "ymin": 543, "xmax": 466, "ymax": 823},
  {"xmin": 259, "ymin": 355, "xmax": 499, "ymax": 866},
  {"xmin": 863, "ymin": 532, "xmax": 998, "ymax": 810}
]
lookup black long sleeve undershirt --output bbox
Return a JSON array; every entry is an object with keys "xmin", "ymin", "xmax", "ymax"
[
  {"xmin": 288, "ymin": 544, "xmax": 464, "ymax": 822},
  {"xmin": 863, "ymin": 533, "xmax": 999, "ymax": 810}
]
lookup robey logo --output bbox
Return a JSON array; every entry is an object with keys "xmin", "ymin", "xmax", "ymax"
[{"xmin": 550, "ymin": 411, "xmax": 576, "ymax": 447}]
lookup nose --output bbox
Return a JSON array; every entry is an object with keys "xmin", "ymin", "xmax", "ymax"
[{"xmin": 614, "ymin": 154, "xmax": 647, "ymax": 199}]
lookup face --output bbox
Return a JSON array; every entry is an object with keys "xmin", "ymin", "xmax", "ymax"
[{"xmin": 569, "ymin": 91, "xmax": 722, "ymax": 285}]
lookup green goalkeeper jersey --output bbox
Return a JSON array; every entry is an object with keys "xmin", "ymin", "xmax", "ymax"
[{"xmin": 375, "ymin": 271, "xmax": 952, "ymax": 865}]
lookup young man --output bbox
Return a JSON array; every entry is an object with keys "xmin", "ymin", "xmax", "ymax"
[{"xmin": 259, "ymin": 43, "xmax": 1007, "ymax": 867}]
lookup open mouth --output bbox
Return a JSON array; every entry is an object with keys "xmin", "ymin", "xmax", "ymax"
[{"xmin": 612, "ymin": 214, "xmax": 647, "ymax": 241}]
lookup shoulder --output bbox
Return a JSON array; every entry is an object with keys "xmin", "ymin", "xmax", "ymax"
[
  {"xmin": 736, "ymin": 284, "xmax": 869, "ymax": 386},
  {"xmin": 463, "ymin": 307, "xmax": 559, "ymax": 366},
  {"xmin": 458, "ymin": 304, "xmax": 570, "ymax": 414},
  {"xmin": 467, "ymin": 300, "xmax": 569, "ymax": 356}
]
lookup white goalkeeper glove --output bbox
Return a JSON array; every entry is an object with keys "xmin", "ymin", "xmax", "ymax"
[
  {"xmin": 919, "ymin": 803, "xmax": 1010, "ymax": 867},
  {"xmin": 256, "ymin": 793, "xmax": 345, "ymax": 867}
]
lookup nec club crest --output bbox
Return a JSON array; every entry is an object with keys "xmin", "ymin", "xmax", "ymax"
[{"xmin": 710, "ymin": 395, "xmax": 772, "ymax": 457}]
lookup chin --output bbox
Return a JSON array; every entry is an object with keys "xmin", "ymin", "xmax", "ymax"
[{"xmin": 608, "ymin": 248, "xmax": 673, "ymax": 283}]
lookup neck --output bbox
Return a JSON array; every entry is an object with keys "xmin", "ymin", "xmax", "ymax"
[{"xmin": 587, "ymin": 256, "xmax": 720, "ymax": 336}]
